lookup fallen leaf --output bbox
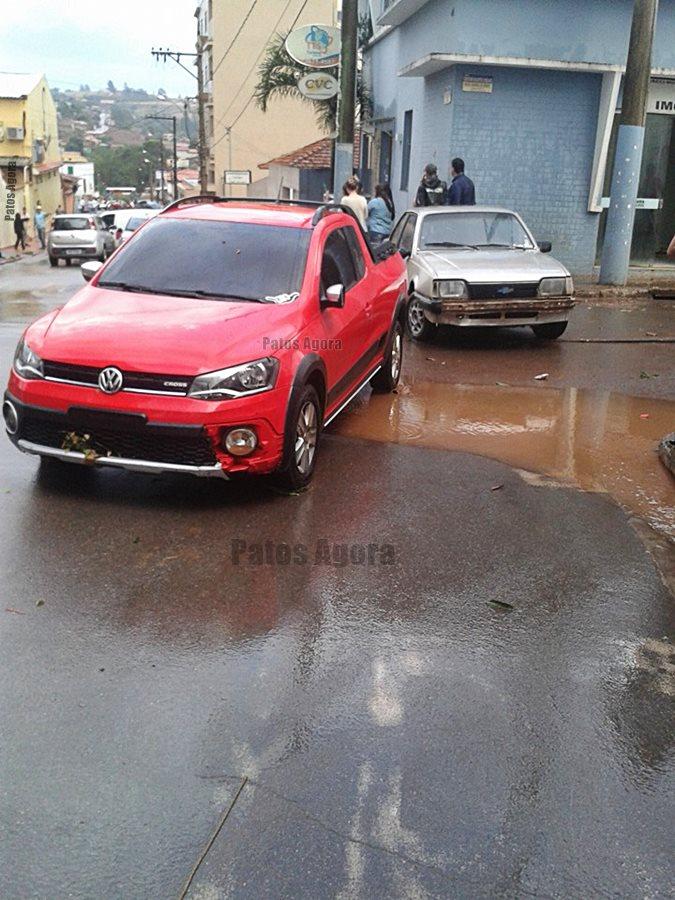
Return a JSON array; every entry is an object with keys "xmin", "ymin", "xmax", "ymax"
[
  {"xmin": 5, "ymin": 608, "xmax": 25, "ymax": 615},
  {"xmin": 35, "ymin": 599, "xmax": 45, "ymax": 607},
  {"xmin": 487, "ymin": 599, "xmax": 514, "ymax": 610},
  {"xmin": 491, "ymin": 484, "xmax": 504, "ymax": 491},
  {"xmin": 534, "ymin": 373, "xmax": 549, "ymax": 381},
  {"xmin": 425, "ymin": 357, "xmax": 435, "ymax": 361},
  {"xmin": 640, "ymin": 413, "xmax": 650, "ymax": 419},
  {"xmin": 639, "ymin": 371, "xmax": 659, "ymax": 379},
  {"xmin": 99, "ymin": 667, "xmax": 105, "ymax": 672},
  {"xmin": 495, "ymin": 381, "xmax": 509, "ymax": 387},
  {"xmin": 646, "ymin": 331, "xmax": 657, "ymax": 337},
  {"xmin": 440, "ymin": 361, "xmax": 446, "ymax": 366},
  {"xmin": 132, "ymin": 536, "xmax": 140, "ymax": 544}
]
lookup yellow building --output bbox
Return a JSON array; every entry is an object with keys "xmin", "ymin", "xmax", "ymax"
[
  {"xmin": 197, "ymin": 0, "xmax": 338, "ymax": 197},
  {"xmin": 0, "ymin": 73, "xmax": 62, "ymax": 248}
]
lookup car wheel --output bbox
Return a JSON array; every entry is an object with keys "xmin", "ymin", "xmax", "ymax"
[
  {"xmin": 532, "ymin": 321, "xmax": 568, "ymax": 340},
  {"xmin": 48, "ymin": 256, "xmax": 58, "ymax": 267},
  {"xmin": 407, "ymin": 297, "xmax": 437, "ymax": 342},
  {"xmin": 276, "ymin": 384, "xmax": 321, "ymax": 491},
  {"xmin": 371, "ymin": 320, "xmax": 403, "ymax": 393},
  {"xmin": 65, "ymin": 258, "xmax": 72, "ymax": 267}
]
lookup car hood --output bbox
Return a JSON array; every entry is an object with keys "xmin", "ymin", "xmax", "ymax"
[
  {"xmin": 30, "ymin": 285, "xmax": 301, "ymax": 374},
  {"xmin": 415, "ymin": 248, "xmax": 568, "ymax": 282}
]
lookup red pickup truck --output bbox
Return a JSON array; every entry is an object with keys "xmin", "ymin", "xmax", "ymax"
[{"xmin": 4, "ymin": 197, "xmax": 407, "ymax": 489}]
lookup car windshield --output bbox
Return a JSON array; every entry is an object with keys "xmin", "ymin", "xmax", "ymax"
[
  {"xmin": 53, "ymin": 217, "xmax": 90, "ymax": 231},
  {"xmin": 125, "ymin": 217, "xmax": 150, "ymax": 231},
  {"xmin": 97, "ymin": 217, "xmax": 311, "ymax": 301},
  {"xmin": 419, "ymin": 212, "xmax": 534, "ymax": 250}
]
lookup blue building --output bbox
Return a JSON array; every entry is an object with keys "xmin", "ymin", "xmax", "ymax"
[{"xmin": 361, "ymin": 0, "xmax": 675, "ymax": 272}]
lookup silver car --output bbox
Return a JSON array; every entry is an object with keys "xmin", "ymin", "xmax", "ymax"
[
  {"xmin": 391, "ymin": 206, "xmax": 574, "ymax": 341},
  {"xmin": 47, "ymin": 214, "xmax": 115, "ymax": 268}
]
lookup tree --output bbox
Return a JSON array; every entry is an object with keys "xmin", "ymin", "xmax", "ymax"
[
  {"xmin": 253, "ymin": 32, "xmax": 370, "ymax": 132},
  {"xmin": 107, "ymin": 80, "xmax": 117, "ymax": 93},
  {"xmin": 65, "ymin": 135, "xmax": 84, "ymax": 152}
]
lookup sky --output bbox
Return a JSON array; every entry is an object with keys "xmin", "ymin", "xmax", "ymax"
[{"xmin": 0, "ymin": 0, "xmax": 197, "ymax": 97}]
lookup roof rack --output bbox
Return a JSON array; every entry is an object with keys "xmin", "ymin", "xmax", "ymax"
[{"xmin": 161, "ymin": 195, "xmax": 325, "ymax": 214}]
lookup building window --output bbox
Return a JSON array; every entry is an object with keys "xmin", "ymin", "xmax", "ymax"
[{"xmin": 400, "ymin": 110, "xmax": 413, "ymax": 191}]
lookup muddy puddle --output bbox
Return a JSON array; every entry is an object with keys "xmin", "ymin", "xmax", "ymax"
[{"xmin": 331, "ymin": 379, "xmax": 675, "ymax": 540}]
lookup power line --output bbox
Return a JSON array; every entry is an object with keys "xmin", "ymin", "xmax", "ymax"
[{"xmin": 212, "ymin": 0, "xmax": 258, "ymax": 78}]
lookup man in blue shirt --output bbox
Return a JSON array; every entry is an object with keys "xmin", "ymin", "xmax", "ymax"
[
  {"xmin": 34, "ymin": 205, "xmax": 46, "ymax": 249},
  {"xmin": 447, "ymin": 158, "xmax": 476, "ymax": 205}
]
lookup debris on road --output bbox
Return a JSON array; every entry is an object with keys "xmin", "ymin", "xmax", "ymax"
[
  {"xmin": 658, "ymin": 433, "xmax": 675, "ymax": 476},
  {"xmin": 491, "ymin": 484, "xmax": 504, "ymax": 491},
  {"xmin": 640, "ymin": 413, "xmax": 650, "ymax": 420},
  {"xmin": 487, "ymin": 599, "xmax": 515, "ymax": 610},
  {"xmin": 639, "ymin": 371, "xmax": 659, "ymax": 379},
  {"xmin": 35, "ymin": 599, "xmax": 45, "ymax": 608},
  {"xmin": 5, "ymin": 608, "xmax": 26, "ymax": 615},
  {"xmin": 534, "ymin": 373, "xmax": 549, "ymax": 380}
]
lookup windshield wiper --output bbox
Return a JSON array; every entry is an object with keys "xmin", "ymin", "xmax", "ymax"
[
  {"xmin": 474, "ymin": 243, "xmax": 531, "ymax": 250},
  {"xmin": 98, "ymin": 282, "xmax": 258, "ymax": 301},
  {"xmin": 424, "ymin": 241, "xmax": 480, "ymax": 250}
]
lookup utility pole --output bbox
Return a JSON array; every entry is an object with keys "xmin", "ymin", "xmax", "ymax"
[
  {"xmin": 151, "ymin": 48, "xmax": 209, "ymax": 195},
  {"xmin": 147, "ymin": 115, "xmax": 178, "ymax": 199},
  {"xmin": 160, "ymin": 142, "xmax": 166, "ymax": 204},
  {"xmin": 599, "ymin": 0, "xmax": 659, "ymax": 285},
  {"xmin": 333, "ymin": 0, "xmax": 358, "ymax": 200}
]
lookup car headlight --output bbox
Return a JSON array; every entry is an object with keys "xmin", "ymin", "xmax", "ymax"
[
  {"xmin": 539, "ymin": 277, "xmax": 573, "ymax": 297},
  {"xmin": 188, "ymin": 357, "xmax": 279, "ymax": 400},
  {"xmin": 13, "ymin": 339, "xmax": 44, "ymax": 379},
  {"xmin": 434, "ymin": 279, "xmax": 469, "ymax": 299}
]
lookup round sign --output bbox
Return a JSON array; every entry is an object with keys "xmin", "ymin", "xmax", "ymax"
[
  {"xmin": 285, "ymin": 24, "xmax": 341, "ymax": 69},
  {"xmin": 297, "ymin": 72, "xmax": 339, "ymax": 100}
]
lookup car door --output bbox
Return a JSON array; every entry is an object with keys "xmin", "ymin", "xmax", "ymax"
[{"xmin": 315, "ymin": 226, "xmax": 372, "ymax": 406}]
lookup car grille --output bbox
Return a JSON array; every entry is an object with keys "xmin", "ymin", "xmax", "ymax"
[
  {"xmin": 468, "ymin": 283, "xmax": 539, "ymax": 300},
  {"xmin": 43, "ymin": 361, "xmax": 193, "ymax": 395},
  {"xmin": 20, "ymin": 409, "xmax": 217, "ymax": 467}
]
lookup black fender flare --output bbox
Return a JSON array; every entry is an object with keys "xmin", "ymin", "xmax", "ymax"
[{"xmin": 281, "ymin": 353, "xmax": 327, "ymax": 469}]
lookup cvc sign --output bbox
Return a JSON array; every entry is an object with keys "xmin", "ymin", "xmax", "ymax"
[{"xmin": 297, "ymin": 72, "xmax": 339, "ymax": 100}]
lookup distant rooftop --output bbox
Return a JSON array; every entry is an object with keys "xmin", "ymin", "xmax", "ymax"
[
  {"xmin": 260, "ymin": 134, "xmax": 361, "ymax": 170},
  {"xmin": 0, "ymin": 72, "xmax": 42, "ymax": 99}
]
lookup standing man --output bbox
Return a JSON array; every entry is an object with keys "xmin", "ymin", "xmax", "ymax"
[
  {"xmin": 34, "ymin": 205, "xmax": 46, "ymax": 250},
  {"xmin": 414, "ymin": 164, "xmax": 447, "ymax": 207},
  {"xmin": 447, "ymin": 158, "xmax": 476, "ymax": 205}
]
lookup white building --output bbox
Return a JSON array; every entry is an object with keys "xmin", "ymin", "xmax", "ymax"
[{"xmin": 60, "ymin": 152, "xmax": 95, "ymax": 196}]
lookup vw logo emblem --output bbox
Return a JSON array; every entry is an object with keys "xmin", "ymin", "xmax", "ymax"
[{"xmin": 98, "ymin": 366, "xmax": 124, "ymax": 394}]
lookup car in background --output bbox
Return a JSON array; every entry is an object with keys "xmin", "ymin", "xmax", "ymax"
[
  {"xmin": 4, "ymin": 198, "xmax": 407, "ymax": 489},
  {"xmin": 47, "ymin": 214, "xmax": 115, "ymax": 268},
  {"xmin": 119, "ymin": 209, "xmax": 159, "ymax": 244},
  {"xmin": 392, "ymin": 206, "xmax": 574, "ymax": 341}
]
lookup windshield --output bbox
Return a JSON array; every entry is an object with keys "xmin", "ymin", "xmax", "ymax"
[
  {"xmin": 53, "ymin": 217, "xmax": 91, "ymax": 231},
  {"xmin": 125, "ymin": 217, "xmax": 151, "ymax": 232},
  {"xmin": 98, "ymin": 218, "xmax": 311, "ymax": 301},
  {"xmin": 419, "ymin": 212, "xmax": 534, "ymax": 250}
]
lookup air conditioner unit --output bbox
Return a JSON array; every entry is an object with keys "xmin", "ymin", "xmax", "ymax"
[{"xmin": 6, "ymin": 127, "xmax": 25, "ymax": 140}]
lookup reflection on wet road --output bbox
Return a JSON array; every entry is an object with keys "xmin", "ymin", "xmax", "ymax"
[{"xmin": 333, "ymin": 379, "xmax": 675, "ymax": 538}]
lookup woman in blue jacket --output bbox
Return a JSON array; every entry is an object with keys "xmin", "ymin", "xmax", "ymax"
[{"xmin": 366, "ymin": 184, "xmax": 394, "ymax": 244}]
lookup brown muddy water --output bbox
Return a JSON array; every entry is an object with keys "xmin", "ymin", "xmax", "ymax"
[{"xmin": 332, "ymin": 379, "xmax": 675, "ymax": 540}]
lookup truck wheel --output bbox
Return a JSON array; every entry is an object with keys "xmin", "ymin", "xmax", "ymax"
[
  {"xmin": 371, "ymin": 320, "xmax": 403, "ymax": 393},
  {"xmin": 532, "ymin": 321, "xmax": 568, "ymax": 340},
  {"xmin": 275, "ymin": 384, "xmax": 321, "ymax": 491},
  {"xmin": 407, "ymin": 297, "xmax": 437, "ymax": 342}
]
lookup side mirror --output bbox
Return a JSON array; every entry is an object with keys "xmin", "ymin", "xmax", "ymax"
[
  {"xmin": 374, "ymin": 240, "xmax": 397, "ymax": 262},
  {"xmin": 322, "ymin": 284, "xmax": 345, "ymax": 309},
  {"xmin": 399, "ymin": 247, "xmax": 411, "ymax": 260},
  {"xmin": 537, "ymin": 241, "xmax": 552, "ymax": 253},
  {"xmin": 81, "ymin": 260, "xmax": 103, "ymax": 283}
]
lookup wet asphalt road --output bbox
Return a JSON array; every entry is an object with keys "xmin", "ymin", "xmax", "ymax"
[{"xmin": 1, "ymin": 255, "xmax": 674, "ymax": 898}]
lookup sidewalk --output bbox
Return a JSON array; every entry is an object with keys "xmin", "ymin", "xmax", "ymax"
[
  {"xmin": 575, "ymin": 264, "xmax": 675, "ymax": 302},
  {"xmin": 0, "ymin": 236, "xmax": 45, "ymax": 266}
]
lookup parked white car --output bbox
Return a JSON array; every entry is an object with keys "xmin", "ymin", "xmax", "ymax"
[
  {"xmin": 391, "ymin": 206, "xmax": 575, "ymax": 340},
  {"xmin": 119, "ymin": 209, "xmax": 159, "ymax": 244},
  {"xmin": 47, "ymin": 214, "xmax": 115, "ymax": 267}
]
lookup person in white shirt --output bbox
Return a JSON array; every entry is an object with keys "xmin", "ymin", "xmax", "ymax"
[{"xmin": 340, "ymin": 177, "xmax": 368, "ymax": 229}]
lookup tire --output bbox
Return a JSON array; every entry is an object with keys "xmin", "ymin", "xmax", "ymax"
[
  {"xmin": 49, "ymin": 256, "xmax": 58, "ymax": 267},
  {"xmin": 406, "ymin": 296, "xmax": 437, "ymax": 342},
  {"xmin": 532, "ymin": 321, "xmax": 568, "ymax": 340},
  {"xmin": 371, "ymin": 320, "xmax": 403, "ymax": 393},
  {"xmin": 275, "ymin": 384, "xmax": 321, "ymax": 491},
  {"xmin": 65, "ymin": 258, "xmax": 72, "ymax": 267}
]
